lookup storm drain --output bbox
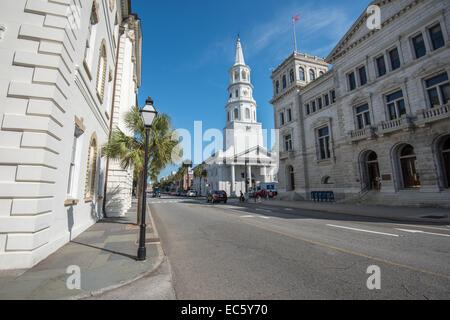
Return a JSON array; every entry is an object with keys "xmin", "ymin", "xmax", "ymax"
[
  {"xmin": 421, "ymin": 215, "xmax": 447, "ymax": 219},
  {"xmin": 135, "ymin": 238, "xmax": 160, "ymax": 244}
]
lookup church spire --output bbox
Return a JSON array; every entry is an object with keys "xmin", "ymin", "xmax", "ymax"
[{"xmin": 234, "ymin": 37, "xmax": 245, "ymax": 66}]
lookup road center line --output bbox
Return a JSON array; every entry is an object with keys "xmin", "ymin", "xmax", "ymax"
[
  {"xmin": 240, "ymin": 215, "xmax": 254, "ymax": 218},
  {"xmin": 327, "ymin": 224, "xmax": 399, "ymax": 237}
]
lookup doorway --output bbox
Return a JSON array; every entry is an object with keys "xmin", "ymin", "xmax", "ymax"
[
  {"xmin": 366, "ymin": 151, "xmax": 381, "ymax": 190},
  {"xmin": 399, "ymin": 145, "xmax": 420, "ymax": 188}
]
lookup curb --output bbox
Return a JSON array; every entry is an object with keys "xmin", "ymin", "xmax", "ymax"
[
  {"xmin": 71, "ymin": 203, "xmax": 165, "ymax": 300},
  {"xmin": 236, "ymin": 201, "xmax": 450, "ymax": 225}
]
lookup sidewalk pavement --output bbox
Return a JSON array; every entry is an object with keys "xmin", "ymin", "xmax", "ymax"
[
  {"xmin": 0, "ymin": 199, "xmax": 164, "ymax": 300},
  {"xmin": 240, "ymin": 198, "xmax": 450, "ymax": 224}
]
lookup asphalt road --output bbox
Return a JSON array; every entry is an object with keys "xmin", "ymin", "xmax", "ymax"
[{"xmin": 149, "ymin": 195, "xmax": 450, "ymax": 300}]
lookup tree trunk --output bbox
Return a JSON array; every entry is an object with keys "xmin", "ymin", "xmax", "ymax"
[{"xmin": 136, "ymin": 169, "xmax": 144, "ymax": 225}]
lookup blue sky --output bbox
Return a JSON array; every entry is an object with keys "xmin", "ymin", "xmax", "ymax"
[{"xmin": 131, "ymin": 0, "xmax": 371, "ymax": 180}]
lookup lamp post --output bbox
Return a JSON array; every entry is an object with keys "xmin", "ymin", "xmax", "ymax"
[{"xmin": 137, "ymin": 97, "xmax": 158, "ymax": 261}]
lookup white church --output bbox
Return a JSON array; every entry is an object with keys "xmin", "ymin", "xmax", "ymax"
[{"xmin": 202, "ymin": 38, "xmax": 278, "ymax": 197}]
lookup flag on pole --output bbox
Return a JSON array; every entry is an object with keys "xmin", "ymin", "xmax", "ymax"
[{"xmin": 292, "ymin": 13, "xmax": 300, "ymax": 52}]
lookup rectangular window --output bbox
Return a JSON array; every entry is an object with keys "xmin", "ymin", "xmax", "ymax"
[
  {"xmin": 426, "ymin": 72, "xmax": 450, "ymax": 107},
  {"xmin": 376, "ymin": 56, "xmax": 386, "ymax": 77},
  {"xmin": 284, "ymin": 135, "xmax": 293, "ymax": 151},
  {"xmin": 67, "ymin": 125, "xmax": 83, "ymax": 198},
  {"xmin": 306, "ymin": 104, "xmax": 310, "ymax": 115},
  {"xmin": 412, "ymin": 33, "xmax": 426, "ymax": 59},
  {"xmin": 311, "ymin": 101, "xmax": 316, "ymax": 113},
  {"xmin": 318, "ymin": 127, "xmax": 330, "ymax": 160},
  {"xmin": 287, "ymin": 108, "xmax": 292, "ymax": 122},
  {"xmin": 348, "ymin": 72, "xmax": 356, "ymax": 91},
  {"xmin": 330, "ymin": 90, "xmax": 336, "ymax": 103},
  {"xmin": 389, "ymin": 47, "xmax": 401, "ymax": 70},
  {"xmin": 386, "ymin": 90, "xmax": 406, "ymax": 120},
  {"xmin": 429, "ymin": 24, "xmax": 445, "ymax": 51},
  {"xmin": 280, "ymin": 112, "xmax": 285, "ymax": 125},
  {"xmin": 355, "ymin": 104, "xmax": 371, "ymax": 129},
  {"xmin": 324, "ymin": 94, "xmax": 329, "ymax": 106},
  {"xmin": 317, "ymin": 97, "xmax": 322, "ymax": 110},
  {"xmin": 358, "ymin": 66, "xmax": 367, "ymax": 86}
]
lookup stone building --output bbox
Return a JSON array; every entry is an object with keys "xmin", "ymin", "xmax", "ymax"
[
  {"xmin": 270, "ymin": 0, "xmax": 450, "ymax": 207},
  {"xmin": 202, "ymin": 38, "xmax": 278, "ymax": 197},
  {"xmin": 0, "ymin": 0, "xmax": 141, "ymax": 270}
]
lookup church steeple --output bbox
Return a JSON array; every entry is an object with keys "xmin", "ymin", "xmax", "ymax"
[
  {"xmin": 234, "ymin": 38, "xmax": 245, "ymax": 66},
  {"xmin": 226, "ymin": 38, "xmax": 256, "ymax": 125},
  {"xmin": 224, "ymin": 38, "xmax": 263, "ymax": 155}
]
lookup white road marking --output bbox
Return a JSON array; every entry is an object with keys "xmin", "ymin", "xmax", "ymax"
[
  {"xmin": 240, "ymin": 215, "xmax": 255, "ymax": 218},
  {"xmin": 327, "ymin": 224, "xmax": 399, "ymax": 237},
  {"xmin": 256, "ymin": 209, "xmax": 271, "ymax": 213},
  {"xmin": 395, "ymin": 229, "xmax": 450, "ymax": 238},
  {"xmin": 284, "ymin": 208, "xmax": 294, "ymax": 211},
  {"xmin": 259, "ymin": 216, "xmax": 271, "ymax": 219}
]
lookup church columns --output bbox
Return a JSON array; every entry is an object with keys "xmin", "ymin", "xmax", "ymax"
[{"xmin": 231, "ymin": 165, "xmax": 236, "ymax": 196}]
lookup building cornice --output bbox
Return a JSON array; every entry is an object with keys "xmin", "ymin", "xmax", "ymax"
[{"xmin": 326, "ymin": 0, "xmax": 424, "ymax": 64}]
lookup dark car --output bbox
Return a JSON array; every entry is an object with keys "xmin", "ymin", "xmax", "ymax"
[
  {"xmin": 207, "ymin": 190, "xmax": 227, "ymax": 203},
  {"xmin": 152, "ymin": 187, "xmax": 161, "ymax": 198}
]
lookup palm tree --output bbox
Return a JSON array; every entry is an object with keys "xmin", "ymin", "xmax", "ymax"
[
  {"xmin": 102, "ymin": 105, "xmax": 179, "ymax": 224},
  {"xmin": 193, "ymin": 164, "xmax": 207, "ymax": 196}
]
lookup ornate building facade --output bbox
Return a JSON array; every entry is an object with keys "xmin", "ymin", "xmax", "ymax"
[
  {"xmin": 271, "ymin": 0, "xmax": 450, "ymax": 206},
  {"xmin": 0, "ymin": 0, "xmax": 141, "ymax": 269},
  {"xmin": 201, "ymin": 39, "xmax": 278, "ymax": 197}
]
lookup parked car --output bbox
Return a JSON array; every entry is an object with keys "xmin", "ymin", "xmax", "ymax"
[
  {"xmin": 180, "ymin": 191, "xmax": 187, "ymax": 197},
  {"xmin": 207, "ymin": 190, "xmax": 227, "ymax": 203},
  {"xmin": 187, "ymin": 190, "xmax": 197, "ymax": 197}
]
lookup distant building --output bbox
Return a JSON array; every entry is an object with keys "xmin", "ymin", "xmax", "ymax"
[
  {"xmin": 202, "ymin": 38, "xmax": 278, "ymax": 197},
  {"xmin": 270, "ymin": 0, "xmax": 450, "ymax": 207},
  {"xmin": 0, "ymin": 0, "xmax": 141, "ymax": 270}
]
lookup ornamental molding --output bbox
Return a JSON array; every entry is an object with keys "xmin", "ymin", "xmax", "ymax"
[{"xmin": 327, "ymin": 0, "xmax": 425, "ymax": 64}]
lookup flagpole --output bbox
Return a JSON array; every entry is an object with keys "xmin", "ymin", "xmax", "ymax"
[{"xmin": 292, "ymin": 17, "xmax": 297, "ymax": 53}]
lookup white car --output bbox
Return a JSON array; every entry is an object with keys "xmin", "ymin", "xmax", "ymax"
[{"xmin": 187, "ymin": 190, "xmax": 197, "ymax": 197}]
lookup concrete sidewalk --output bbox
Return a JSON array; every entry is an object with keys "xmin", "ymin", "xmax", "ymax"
[
  {"xmin": 239, "ymin": 198, "xmax": 450, "ymax": 224},
  {"xmin": 0, "ymin": 199, "xmax": 164, "ymax": 300}
]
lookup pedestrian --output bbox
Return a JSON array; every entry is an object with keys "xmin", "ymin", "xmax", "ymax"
[{"xmin": 240, "ymin": 191, "xmax": 244, "ymax": 203}]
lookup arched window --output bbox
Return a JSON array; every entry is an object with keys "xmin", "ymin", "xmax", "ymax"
[
  {"xmin": 440, "ymin": 136, "xmax": 450, "ymax": 188},
  {"xmin": 85, "ymin": 133, "xmax": 98, "ymax": 200},
  {"xmin": 289, "ymin": 69, "xmax": 295, "ymax": 83},
  {"xmin": 245, "ymin": 108, "xmax": 250, "ymax": 119},
  {"xmin": 96, "ymin": 41, "xmax": 107, "ymax": 103},
  {"xmin": 235, "ymin": 89, "xmax": 239, "ymax": 98},
  {"xmin": 227, "ymin": 112, "xmax": 230, "ymax": 122},
  {"xmin": 242, "ymin": 70, "xmax": 246, "ymax": 80},
  {"xmin": 299, "ymin": 67, "xmax": 305, "ymax": 81},
  {"xmin": 234, "ymin": 108, "xmax": 239, "ymax": 120},
  {"xmin": 287, "ymin": 165, "xmax": 295, "ymax": 191},
  {"xmin": 399, "ymin": 144, "xmax": 420, "ymax": 188},
  {"xmin": 319, "ymin": 71, "xmax": 325, "ymax": 77},
  {"xmin": 282, "ymin": 75, "xmax": 287, "ymax": 89},
  {"xmin": 234, "ymin": 71, "xmax": 239, "ymax": 81},
  {"xmin": 275, "ymin": 81, "xmax": 280, "ymax": 94},
  {"xmin": 309, "ymin": 69, "xmax": 315, "ymax": 81}
]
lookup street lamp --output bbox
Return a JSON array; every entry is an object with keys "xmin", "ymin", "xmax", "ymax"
[{"xmin": 137, "ymin": 97, "xmax": 158, "ymax": 261}]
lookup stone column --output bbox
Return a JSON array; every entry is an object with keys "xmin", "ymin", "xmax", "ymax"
[
  {"xmin": 247, "ymin": 165, "xmax": 252, "ymax": 187},
  {"xmin": 231, "ymin": 165, "xmax": 235, "ymax": 197}
]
